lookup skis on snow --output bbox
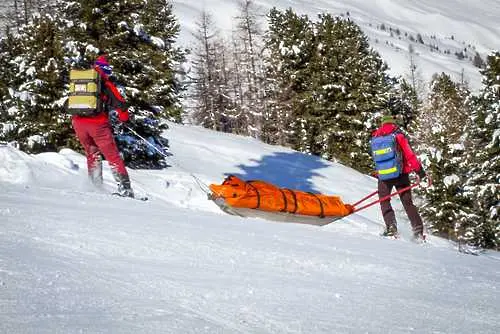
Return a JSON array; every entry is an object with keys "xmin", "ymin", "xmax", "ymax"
[
  {"xmin": 111, "ymin": 192, "xmax": 149, "ymax": 201},
  {"xmin": 380, "ymin": 232, "xmax": 427, "ymax": 244}
]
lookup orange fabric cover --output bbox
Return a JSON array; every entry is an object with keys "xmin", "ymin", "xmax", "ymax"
[{"xmin": 210, "ymin": 175, "xmax": 353, "ymax": 217}]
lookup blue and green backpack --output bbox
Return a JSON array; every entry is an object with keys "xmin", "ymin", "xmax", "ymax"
[{"xmin": 370, "ymin": 133, "xmax": 402, "ymax": 180}]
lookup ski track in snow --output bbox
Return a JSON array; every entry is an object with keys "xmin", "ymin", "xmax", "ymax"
[{"xmin": 1, "ymin": 123, "xmax": 499, "ymax": 333}]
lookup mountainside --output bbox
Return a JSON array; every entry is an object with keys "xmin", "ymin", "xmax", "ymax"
[
  {"xmin": 1, "ymin": 122, "xmax": 499, "ymax": 333},
  {"xmin": 0, "ymin": 1, "xmax": 497, "ymax": 90},
  {"xmin": 172, "ymin": 0, "xmax": 500, "ymax": 91}
]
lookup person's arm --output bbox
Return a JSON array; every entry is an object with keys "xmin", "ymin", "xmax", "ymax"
[
  {"xmin": 101, "ymin": 79, "xmax": 129, "ymax": 122},
  {"xmin": 396, "ymin": 133, "xmax": 424, "ymax": 175}
]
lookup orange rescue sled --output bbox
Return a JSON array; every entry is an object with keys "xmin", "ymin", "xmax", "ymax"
[{"xmin": 209, "ymin": 175, "xmax": 354, "ymax": 226}]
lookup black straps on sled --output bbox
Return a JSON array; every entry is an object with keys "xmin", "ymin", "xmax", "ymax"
[
  {"xmin": 308, "ymin": 192, "xmax": 325, "ymax": 218},
  {"xmin": 283, "ymin": 189, "xmax": 298, "ymax": 214},
  {"xmin": 279, "ymin": 188, "xmax": 288, "ymax": 212},
  {"xmin": 247, "ymin": 181, "xmax": 261, "ymax": 209}
]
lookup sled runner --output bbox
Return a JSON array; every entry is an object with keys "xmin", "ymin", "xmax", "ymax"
[{"xmin": 209, "ymin": 175, "xmax": 354, "ymax": 226}]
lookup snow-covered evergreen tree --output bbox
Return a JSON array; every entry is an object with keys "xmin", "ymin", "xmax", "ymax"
[
  {"xmin": 1, "ymin": 0, "xmax": 186, "ymax": 168},
  {"xmin": 266, "ymin": 10, "xmax": 391, "ymax": 171},
  {"xmin": 190, "ymin": 10, "xmax": 237, "ymax": 133},
  {"xmin": 416, "ymin": 73, "xmax": 473, "ymax": 241},
  {"xmin": 0, "ymin": 0, "xmax": 54, "ymax": 33},
  {"xmin": 0, "ymin": 29, "xmax": 22, "ymax": 138},
  {"xmin": 233, "ymin": 0, "xmax": 266, "ymax": 138},
  {"xmin": 391, "ymin": 78, "xmax": 420, "ymax": 131},
  {"xmin": 263, "ymin": 7, "xmax": 314, "ymax": 147},
  {"xmin": 0, "ymin": 14, "xmax": 76, "ymax": 152},
  {"xmin": 311, "ymin": 14, "xmax": 391, "ymax": 170},
  {"xmin": 54, "ymin": 0, "xmax": 186, "ymax": 168},
  {"xmin": 462, "ymin": 52, "xmax": 500, "ymax": 249}
]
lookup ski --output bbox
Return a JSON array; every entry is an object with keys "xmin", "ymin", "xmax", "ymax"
[
  {"xmin": 411, "ymin": 234, "xmax": 427, "ymax": 244},
  {"xmin": 380, "ymin": 229, "xmax": 399, "ymax": 239},
  {"xmin": 380, "ymin": 234, "xmax": 400, "ymax": 240},
  {"xmin": 111, "ymin": 193, "xmax": 149, "ymax": 201},
  {"xmin": 380, "ymin": 232, "xmax": 429, "ymax": 245},
  {"xmin": 458, "ymin": 244, "xmax": 484, "ymax": 256},
  {"xmin": 0, "ymin": 141, "xmax": 19, "ymax": 148}
]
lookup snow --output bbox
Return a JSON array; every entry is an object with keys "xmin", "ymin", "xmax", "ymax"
[
  {"xmin": 1, "ymin": 123, "xmax": 499, "ymax": 333},
  {"xmin": 490, "ymin": 128, "xmax": 500, "ymax": 147},
  {"xmin": 0, "ymin": 121, "xmax": 15, "ymax": 134},
  {"xmin": 150, "ymin": 36, "xmax": 166, "ymax": 49},
  {"xmin": 443, "ymin": 174, "xmax": 460, "ymax": 187},
  {"xmin": 27, "ymin": 134, "xmax": 45, "ymax": 148},
  {"xmin": 172, "ymin": 0, "xmax": 500, "ymax": 91}
]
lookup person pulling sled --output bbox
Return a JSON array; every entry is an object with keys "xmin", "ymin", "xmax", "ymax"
[
  {"xmin": 67, "ymin": 51, "xmax": 135, "ymax": 198},
  {"xmin": 370, "ymin": 115, "xmax": 428, "ymax": 241}
]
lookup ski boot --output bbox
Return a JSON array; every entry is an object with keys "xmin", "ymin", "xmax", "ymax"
[
  {"xmin": 115, "ymin": 173, "xmax": 135, "ymax": 198},
  {"xmin": 412, "ymin": 231, "xmax": 426, "ymax": 243},
  {"xmin": 381, "ymin": 224, "xmax": 398, "ymax": 238}
]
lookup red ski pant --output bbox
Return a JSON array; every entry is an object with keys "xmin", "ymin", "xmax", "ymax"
[
  {"xmin": 72, "ymin": 119, "xmax": 128, "ymax": 184},
  {"xmin": 378, "ymin": 174, "xmax": 424, "ymax": 234}
]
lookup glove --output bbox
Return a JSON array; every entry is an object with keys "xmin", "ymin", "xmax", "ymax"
[
  {"xmin": 117, "ymin": 109, "xmax": 129, "ymax": 123},
  {"xmin": 417, "ymin": 168, "xmax": 427, "ymax": 180},
  {"xmin": 114, "ymin": 121, "xmax": 125, "ymax": 134}
]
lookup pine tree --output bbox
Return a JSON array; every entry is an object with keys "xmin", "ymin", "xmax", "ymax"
[
  {"xmin": 234, "ymin": 0, "xmax": 265, "ymax": 138},
  {"xmin": 263, "ymin": 8, "xmax": 314, "ymax": 147},
  {"xmin": 0, "ymin": 29, "xmax": 22, "ymax": 138},
  {"xmin": 0, "ymin": 0, "xmax": 54, "ymax": 33},
  {"xmin": 264, "ymin": 10, "xmax": 392, "ymax": 170},
  {"xmin": 416, "ymin": 73, "xmax": 472, "ymax": 241},
  {"xmin": 405, "ymin": 44, "xmax": 426, "ymax": 109},
  {"xmin": 389, "ymin": 78, "xmax": 420, "ymax": 131},
  {"xmin": 54, "ymin": 0, "xmax": 186, "ymax": 168},
  {"xmin": 0, "ymin": 15, "xmax": 76, "ymax": 152},
  {"xmin": 190, "ymin": 10, "xmax": 218, "ymax": 129},
  {"xmin": 190, "ymin": 10, "xmax": 236, "ymax": 133},
  {"xmin": 305, "ymin": 14, "xmax": 391, "ymax": 170},
  {"xmin": 462, "ymin": 52, "xmax": 500, "ymax": 249}
]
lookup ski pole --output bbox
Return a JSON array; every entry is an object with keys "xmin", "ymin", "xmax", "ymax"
[
  {"xmin": 123, "ymin": 124, "xmax": 213, "ymax": 195},
  {"xmin": 123, "ymin": 124, "xmax": 169, "ymax": 158}
]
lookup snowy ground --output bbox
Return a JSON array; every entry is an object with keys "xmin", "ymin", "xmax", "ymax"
[
  {"xmin": 172, "ymin": 0, "xmax": 500, "ymax": 92},
  {"xmin": 1, "ymin": 122, "xmax": 499, "ymax": 333}
]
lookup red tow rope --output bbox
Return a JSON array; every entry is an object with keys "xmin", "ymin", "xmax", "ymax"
[{"xmin": 351, "ymin": 176, "xmax": 431, "ymax": 214}]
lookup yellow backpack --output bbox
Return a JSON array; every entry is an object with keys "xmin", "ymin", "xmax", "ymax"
[{"xmin": 67, "ymin": 69, "xmax": 102, "ymax": 116}]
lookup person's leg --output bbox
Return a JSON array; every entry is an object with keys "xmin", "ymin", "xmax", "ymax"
[
  {"xmin": 91, "ymin": 122, "xmax": 133, "ymax": 196},
  {"xmin": 72, "ymin": 119, "xmax": 103, "ymax": 186},
  {"xmin": 396, "ymin": 175, "xmax": 424, "ymax": 237},
  {"xmin": 378, "ymin": 179, "xmax": 397, "ymax": 233}
]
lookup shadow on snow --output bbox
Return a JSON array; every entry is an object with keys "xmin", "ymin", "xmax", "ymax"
[{"xmin": 230, "ymin": 151, "xmax": 330, "ymax": 194}]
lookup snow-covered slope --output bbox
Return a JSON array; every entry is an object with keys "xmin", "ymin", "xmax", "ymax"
[
  {"xmin": 173, "ymin": 0, "xmax": 500, "ymax": 91},
  {"xmin": 1, "ymin": 123, "xmax": 499, "ymax": 333}
]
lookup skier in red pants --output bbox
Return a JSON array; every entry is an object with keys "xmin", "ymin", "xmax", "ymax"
[{"xmin": 71, "ymin": 52, "xmax": 134, "ymax": 197}]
